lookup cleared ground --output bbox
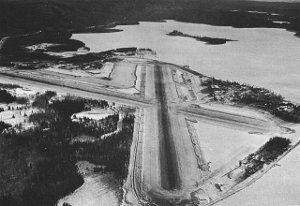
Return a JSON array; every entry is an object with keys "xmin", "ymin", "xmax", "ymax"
[
  {"xmin": 191, "ymin": 118, "xmax": 270, "ymax": 172},
  {"xmin": 0, "ymin": 58, "xmax": 298, "ymax": 205},
  {"xmin": 57, "ymin": 162, "xmax": 120, "ymax": 206}
]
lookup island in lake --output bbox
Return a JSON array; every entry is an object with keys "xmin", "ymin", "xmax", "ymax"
[
  {"xmin": 1, "ymin": 0, "xmax": 300, "ymax": 205},
  {"xmin": 0, "ymin": 40, "xmax": 299, "ymax": 205},
  {"xmin": 167, "ymin": 30, "xmax": 236, "ymax": 45}
]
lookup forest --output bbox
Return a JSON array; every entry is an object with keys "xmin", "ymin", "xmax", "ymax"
[
  {"xmin": 240, "ymin": 137, "xmax": 291, "ymax": 180},
  {"xmin": 203, "ymin": 77, "xmax": 300, "ymax": 123},
  {"xmin": 0, "ymin": 0, "xmax": 299, "ymax": 38},
  {"xmin": 0, "ymin": 92, "xmax": 134, "ymax": 206}
]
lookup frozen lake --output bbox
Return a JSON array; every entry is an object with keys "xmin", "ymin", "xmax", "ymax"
[
  {"xmin": 72, "ymin": 20, "xmax": 300, "ymax": 205},
  {"xmin": 73, "ymin": 20, "xmax": 300, "ymax": 103}
]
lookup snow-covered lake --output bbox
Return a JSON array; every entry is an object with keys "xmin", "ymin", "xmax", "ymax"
[
  {"xmin": 73, "ymin": 20, "xmax": 300, "ymax": 205},
  {"xmin": 73, "ymin": 20, "xmax": 300, "ymax": 103}
]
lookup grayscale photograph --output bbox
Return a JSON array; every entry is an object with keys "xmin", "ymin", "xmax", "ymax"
[{"xmin": 0, "ymin": 0, "xmax": 299, "ymax": 205}]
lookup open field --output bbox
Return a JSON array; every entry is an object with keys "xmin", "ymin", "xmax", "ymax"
[
  {"xmin": 57, "ymin": 161, "xmax": 120, "ymax": 206},
  {"xmin": 191, "ymin": 118, "xmax": 271, "ymax": 171},
  {"xmin": 0, "ymin": 86, "xmax": 42, "ymax": 130},
  {"xmin": 0, "ymin": 56, "xmax": 299, "ymax": 206},
  {"xmin": 0, "ymin": 103, "xmax": 38, "ymax": 127},
  {"xmin": 109, "ymin": 62, "xmax": 136, "ymax": 88},
  {"xmin": 57, "ymin": 173, "xmax": 120, "ymax": 206},
  {"xmin": 72, "ymin": 108, "xmax": 116, "ymax": 121}
]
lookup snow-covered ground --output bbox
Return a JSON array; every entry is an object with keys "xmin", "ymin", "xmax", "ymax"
[
  {"xmin": 72, "ymin": 108, "xmax": 115, "ymax": 121},
  {"xmin": 112, "ymin": 88, "xmax": 139, "ymax": 95},
  {"xmin": 177, "ymin": 85, "xmax": 194, "ymax": 101},
  {"xmin": 217, "ymin": 126, "xmax": 300, "ymax": 206},
  {"xmin": 0, "ymin": 85, "xmax": 41, "ymax": 129},
  {"xmin": 272, "ymin": 20, "xmax": 290, "ymax": 24},
  {"xmin": 109, "ymin": 63, "xmax": 143, "ymax": 95},
  {"xmin": 45, "ymin": 62, "xmax": 125, "ymax": 86},
  {"xmin": 247, "ymin": 10, "xmax": 268, "ymax": 14},
  {"xmin": 73, "ymin": 20, "xmax": 300, "ymax": 103},
  {"xmin": 57, "ymin": 161, "xmax": 120, "ymax": 206},
  {"xmin": 134, "ymin": 64, "xmax": 143, "ymax": 92},
  {"xmin": 0, "ymin": 77, "xmax": 46, "ymax": 94},
  {"xmin": 14, "ymin": 88, "xmax": 37, "ymax": 97},
  {"xmin": 110, "ymin": 62, "xmax": 136, "ymax": 88},
  {"xmin": 45, "ymin": 50, "xmax": 89, "ymax": 58},
  {"xmin": 87, "ymin": 62, "xmax": 114, "ymax": 78},
  {"xmin": 193, "ymin": 118, "xmax": 271, "ymax": 171},
  {"xmin": 0, "ymin": 102, "xmax": 38, "ymax": 128},
  {"xmin": 46, "ymin": 66, "xmax": 91, "ymax": 77},
  {"xmin": 199, "ymin": 103, "xmax": 270, "ymax": 120},
  {"xmin": 26, "ymin": 43, "xmax": 60, "ymax": 51}
]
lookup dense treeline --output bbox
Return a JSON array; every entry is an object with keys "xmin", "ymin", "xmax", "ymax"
[
  {"xmin": 273, "ymin": 106, "xmax": 300, "ymax": 123},
  {"xmin": 0, "ymin": 126, "xmax": 84, "ymax": 206},
  {"xmin": 0, "ymin": 0, "xmax": 299, "ymax": 67},
  {"xmin": 257, "ymin": 137, "xmax": 291, "ymax": 163},
  {"xmin": 72, "ymin": 115, "xmax": 134, "ymax": 180},
  {"xmin": 0, "ymin": 121, "xmax": 11, "ymax": 132},
  {"xmin": 30, "ymin": 112, "xmax": 119, "ymax": 138},
  {"xmin": 32, "ymin": 92, "xmax": 109, "ymax": 111},
  {"xmin": 0, "ymin": 0, "xmax": 299, "ymax": 37},
  {"xmin": 0, "ymin": 88, "xmax": 29, "ymax": 105},
  {"xmin": 0, "ymin": 83, "xmax": 20, "ymax": 89},
  {"xmin": 0, "ymin": 89, "xmax": 16, "ymax": 103},
  {"xmin": 203, "ymin": 78, "xmax": 300, "ymax": 123},
  {"xmin": 241, "ymin": 137, "xmax": 291, "ymax": 180},
  {"xmin": 21, "ymin": 160, "xmax": 83, "ymax": 206},
  {"xmin": 32, "ymin": 90, "xmax": 57, "ymax": 109},
  {"xmin": 0, "ymin": 93, "xmax": 134, "ymax": 206}
]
